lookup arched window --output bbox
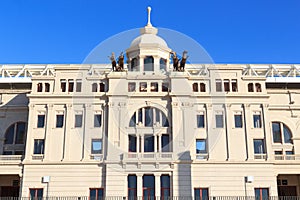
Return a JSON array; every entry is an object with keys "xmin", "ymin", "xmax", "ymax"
[
  {"xmin": 272, "ymin": 122, "xmax": 293, "ymax": 144},
  {"xmin": 37, "ymin": 83, "xmax": 43, "ymax": 92},
  {"xmin": 128, "ymin": 107, "xmax": 171, "ymax": 154},
  {"xmin": 129, "ymin": 107, "xmax": 169, "ymax": 128},
  {"xmin": 92, "ymin": 83, "xmax": 98, "ymax": 92},
  {"xmin": 256, "ymin": 83, "xmax": 262, "ymax": 92},
  {"xmin": 144, "ymin": 56, "xmax": 154, "ymax": 71},
  {"xmin": 131, "ymin": 58, "xmax": 138, "ymax": 71},
  {"xmin": 3, "ymin": 122, "xmax": 26, "ymax": 155},
  {"xmin": 200, "ymin": 83, "xmax": 206, "ymax": 92},
  {"xmin": 192, "ymin": 83, "xmax": 198, "ymax": 92},
  {"xmin": 248, "ymin": 83, "xmax": 254, "ymax": 92},
  {"xmin": 160, "ymin": 58, "xmax": 167, "ymax": 71},
  {"xmin": 100, "ymin": 83, "xmax": 105, "ymax": 92}
]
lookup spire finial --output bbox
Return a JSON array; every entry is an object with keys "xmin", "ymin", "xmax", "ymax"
[{"xmin": 147, "ymin": 6, "xmax": 152, "ymax": 26}]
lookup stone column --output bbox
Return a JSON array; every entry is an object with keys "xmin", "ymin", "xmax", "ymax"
[
  {"xmin": 154, "ymin": 173, "xmax": 161, "ymax": 197},
  {"xmin": 137, "ymin": 173, "xmax": 143, "ymax": 197}
]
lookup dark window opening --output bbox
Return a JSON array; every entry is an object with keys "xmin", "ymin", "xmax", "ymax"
[
  {"xmin": 128, "ymin": 82, "xmax": 136, "ymax": 92},
  {"xmin": 224, "ymin": 79, "xmax": 230, "ymax": 92},
  {"xmin": 33, "ymin": 139, "xmax": 44, "ymax": 154},
  {"xmin": 56, "ymin": 114, "xmax": 64, "ymax": 128},
  {"xmin": 200, "ymin": 83, "xmax": 206, "ymax": 92},
  {"xmin": 197, "ymin": 115, "xmax": 205, "ymax": 128},
  {"xmin": 37, "ymin": 83, "xmax": 43, "ymax": 92},
  {"xmin": 216, "ymin": 79, "xmax": 222, "ymax": 92},
  {"xmin": 37, "ymin": 115, "xmax": 45, "ymax": 128},
  {"xmin": 151, "ymin": 82, "xmax": 158, "ymax": 92},
  {"xmin": 193, "ymin": 83, "xmax": 199, "ymax": 92},
  {"xmin": 248, "ymin": 83, "xmax": 254, "ymax": 92},
  {"xmin": 60, "ymin": 79, "xmax": 66, "ymax": 92},
  {"xmin": 144, "ymin": 56, "xmax": 154, "ymax": 71},
  {"xmin": 100, "ymin": 83, "xmax": 105, "ymax": 92},
  {"xmin": 68, "ymin": 79, "xmax": 74, "ymax": 92},
  {"xmin": 234, "ymin": 114, "xmax": 243, "ymax": 128},
  {"xmin": 75, "ymin": 114, "xmax": 83, "ymax": 128},
  {"xmin": 231, "ymin": 79, "xmax": 237, "ymax": 92},
  {"xmin": 94, "ymin": 114, "xmax": 102, "ymax": 127},
  {"xmin": 92, "ymin": 83, "xmax": 98, "ymax": 92}
]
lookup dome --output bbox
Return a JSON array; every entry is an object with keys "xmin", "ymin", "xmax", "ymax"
[{"xmin": 130, "ymin": 33, "xmax": 168, "ymax": 48}]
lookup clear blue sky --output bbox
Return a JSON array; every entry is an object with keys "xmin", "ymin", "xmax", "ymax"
[{"xmin": 0, "ymin": 0, "xmax": 299, "ymax": 64}]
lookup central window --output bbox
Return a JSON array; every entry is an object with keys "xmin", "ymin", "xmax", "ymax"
[
  {"xmin": 144, "ymin": 56, "xmax": 154, "ymax": 71},
  {"xmin": 128, "ymin": 107, "xmax": 171, "ymax": 154}
]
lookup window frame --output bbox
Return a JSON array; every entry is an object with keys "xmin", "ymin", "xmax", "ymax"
[
  {"xmin": 234, "ymin": 114, "xmax": 243, "ymax": 128},
  {"xmin": 197, "ymin": 114, "xmax": 205, "ymax": 128},
  {"xmin": 194, "ymin": 188, "xmax": 209, "ymax": 200},
  {"xmin": 91, "ymin": 139, "xmax": 102, "ymax": 154},
  {"xmin": 89, "ymin": 188, "xmax": 104, "ymax": 200},
  {"xmin": 56, "ymin": 114, "xmax": 64, "ymax": 128},
  {"xmin": 74, "ymin": 114, "xmax": 83, "ymax": 128},
  {"xmin": 29, "ymin": 188, "xmax": 43, "ymax": 199},
  {"xmin": 253, "ymin": 113, "xmax": 262, "ymax": 128},
  {"xmin": 196, "ymin": 139, "xmax": 207, "ymax": 154},
  {"xmin": 215, "ymin": 113, "xmax": 224, "ymax": 128},
  {"xmin": 94, "ymin": 113, "xmax": 102, "ymax": 128},
  {"xmin": 37, "ymin": 114, "xmax": 45, "ymax": 128},
  {"xmin": 33, "ymin": 139, "xmax": 45, "ymax": 155}
]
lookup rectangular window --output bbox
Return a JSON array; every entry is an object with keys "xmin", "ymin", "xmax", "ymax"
[
  {"xmin": 90, "ymin": 188, "xmax": 104, "ymax": 200},
  {"xmin": 144, "ymin": 135, "xmax": 154, "ymax": 152},
  {"xmin": 128, "ymin": 175, "xmax": 137, "ymax": 199},
  {"xmin": 151, "ymin": 82, "xmax": 158, "ymax": 92},
  {"xmin": 234, "ymin": 114, "xmax": 243, "ymax": 128},
  {"xmin": 197, "ymin": 114, "xmax": 205, "ymax": 128},
  {"xmin": 74, "ymin": 114, "xmax": 83, "ymax": 128},
  {"xmin": 76, "ymin": 79, "xmax": 82, "ymax": 92},
  {"xmin": 272, "ymin": 122, "xmax": 282, "ymax": 143},
  {"xmin": 30, "ymin": 188, "xmax": 43, "ymax": 200},
  {"xmin": 92, "ymin": 83, "xmax": 98, "ymax": 92},
  {"xmin": 253, "ymin": 114, "xmax": 262, "ymax": 128},
  {"xmin": 60, "ymin": 79, "xmax": 66, "ymax": 92},
  {"xmin": 100, "ymin": 83, "xmax": 105, "ymax": 92},
  {"xmin": 255, "ymin": 188, "xmax": 269, "ymax": 200},
  {"xmin": 68, "ymin": 79, "xmax": 74, "ymax": 92},
  {"xmin": 194, "ymin": 188, "xmax": 209, "ymax": 200},
  {"xmin": 162, "ymin": 82, "xmax": 169, "ymax": 92},
  {"xmin": 161, "ymin": 175, "xmax": 170, "ymax": 200},
  {"xmin": 231, "ymin": 79, "xmax": 237, "ymax": 92},
  {"xmin": 215, "ymin": 114, "xmax": 224, "ymax": 128},
  {"xmin": 216, "ymin": 79, "xmax": 222, "ymax": 92},
  {"xmin": 162, "ymin": 134, "xmax": 170, "ymax": 152},
  {"xmin": 91, "ymin": 139, "xmax": 102, "ymax": 154},
  {"xmin": 45, "ymin": 83, "xmax": 50, "ymax": 92},
  {"xmin": 33, "ymin": 139, "xmax": 44, "ymax": 154},
  {"xmin": 140, "ymin": 82, "xmax": 147, "ymax": 92},
  {"xmin": 145, "ymin": 107, "xmax": 153, "ymax": 127},
  {"xmin": 37, "ymin": 83, "xmax": 43, "ymax": 92},
  {"xmin": 224, "ymin": 79, "xmax": 230, "ymax": 92},
  {"xmin": 128, "ymin": 135, "xmax": 137, "ymax": 152},
  {"xmin": 56, "ymin": 114, "xmax": 64, "ymax": 128},
  {"xmin": 253, "ymin": 139, "xmax": 265, "ymax": 154},
  {"xmin": 37, "ymin": 114, "xmax": 45, "ymax": 128},
  {"xmin": 196, "ymin": 139, "xmax": 207, "ymax": 154},
  {"xmin": 128, "ymin": 82, "xmax": 136, "ymax": 92},
  {"xmin": 94, "ymin": 114, "xmax": 102, "ymax": 127}
]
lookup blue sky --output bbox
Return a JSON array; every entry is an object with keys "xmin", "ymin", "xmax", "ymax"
[{"xmin": 0, "ymin": 0, "xmax": 299, "ymax": 64}]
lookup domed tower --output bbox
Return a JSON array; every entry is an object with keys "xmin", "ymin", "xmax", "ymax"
[{"xmin": 126, "ymin": 7, "xmax": 172, "ymax": 73}]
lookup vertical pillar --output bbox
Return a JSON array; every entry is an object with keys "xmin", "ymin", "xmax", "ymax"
[
  {"xmin": 158, "ymin": 134, "xmax": 162, "ymax": 152},
  {"xmin": 141, "ymin": 136, "xmax": 144, "ymax": 153},
  {"xmin": 137, "ymin": 173, "xmax": 143, "ymax": 197},
  {"xmin": 154, "ymin": 173, "xmax": 161, "ymax": 197},
  {"xmin": 154, "ymin": 134, "xmax": 157, "ymax": 153}
]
